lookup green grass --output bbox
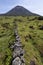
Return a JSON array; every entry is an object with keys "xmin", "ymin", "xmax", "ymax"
[
  {"xmin": 17, "ymin": 16, "xmax": 43, "ymax": 65},
  {"xmin": 0, "ymin": 16, "xmax": 43, "ymax": 65},
  {"xmin": 0, "ymin": 16, "xmax": 15, "ymax": 65}
]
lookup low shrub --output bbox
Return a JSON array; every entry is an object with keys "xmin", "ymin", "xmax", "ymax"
[{"xmin": 38, "ymin": 16, "xmax": 43, "ymax": 20}]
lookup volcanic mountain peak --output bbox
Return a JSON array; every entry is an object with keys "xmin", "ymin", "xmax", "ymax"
[
  {"xmin": 0, "ymin": 5, "xmax": 39, "ymax": 16},
  {"xmin": 14, "ymin": 5, "xmax": 23, "ymax": 8}
]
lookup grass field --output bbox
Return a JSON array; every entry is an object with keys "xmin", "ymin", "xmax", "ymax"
[{"xmin": 0, "ymin": 16, "xmax": 43, "ymax": 65}]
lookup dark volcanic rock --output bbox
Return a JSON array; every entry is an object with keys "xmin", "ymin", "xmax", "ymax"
[{"xmin": 30, "ymin": 60, "xmax": 36, "ymax": 65}]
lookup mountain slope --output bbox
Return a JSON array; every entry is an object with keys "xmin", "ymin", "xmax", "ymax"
[{"xmin": 5, "ymin": 6, "xmax": 38, "ymax": 16}]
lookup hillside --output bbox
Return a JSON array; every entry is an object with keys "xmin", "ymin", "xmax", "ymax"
[
  {"xmin": 0, "ymin": 6, "xmax": 39, "ymax": 16},
  {"xmin": 0, "ymin": 16, "xmax": 43, "ymax": 65}
]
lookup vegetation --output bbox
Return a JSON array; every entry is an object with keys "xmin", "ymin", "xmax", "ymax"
[{"xmin": 0, "ymin": 16, "xmax": 43, "ymax": 65}]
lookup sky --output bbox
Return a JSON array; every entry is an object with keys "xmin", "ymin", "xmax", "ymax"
[{"xmin": 0, "ymin": 0, "xmax": 43, "ymax": 16}]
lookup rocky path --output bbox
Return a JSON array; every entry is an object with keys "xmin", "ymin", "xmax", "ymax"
[{"xmin": 10, "ymin": 22, "xmax": 25, "ymax": 65}]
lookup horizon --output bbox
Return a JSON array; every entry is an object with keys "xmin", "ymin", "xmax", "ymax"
[{"xmin": 0, "ymin": 0, "xmax": 43, "ymax": 16}]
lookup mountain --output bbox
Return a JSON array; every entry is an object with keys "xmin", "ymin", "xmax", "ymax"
[{"xmin": 0, "ymin": 6, "xmax": 39, "ymax": 16}]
